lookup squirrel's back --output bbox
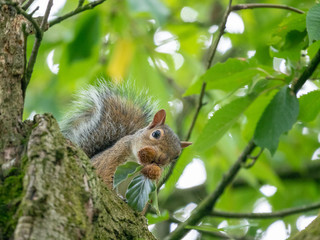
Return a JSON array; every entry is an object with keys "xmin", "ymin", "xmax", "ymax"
[{"xmin": 60, "ymin": 81, "xmax": 157, "ymax": 157}]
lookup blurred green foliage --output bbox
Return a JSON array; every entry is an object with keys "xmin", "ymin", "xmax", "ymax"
[{"xmin": 24, "ymin": 0, "xmax": 320, "ymax": 238}]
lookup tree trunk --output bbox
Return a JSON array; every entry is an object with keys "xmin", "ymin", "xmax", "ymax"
[
  {"xmin": 0, "ymin": 1, "xmax": 25, "ymax": 170},
  {"xmin": 0, "ymin": 3, "xmax": 155, "ymax": 239}
]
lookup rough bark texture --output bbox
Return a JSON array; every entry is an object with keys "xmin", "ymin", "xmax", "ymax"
[
  {"xmin": 3, "ymin": 114, "xmax": 156, "ymax": 240},
  {"xmin": 0, "ymin": 2, "xmax": 25, "ymax": 168}
]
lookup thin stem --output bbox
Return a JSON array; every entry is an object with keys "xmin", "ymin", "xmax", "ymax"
[
  {"xmin": 206, "ymin": 0, "xmax": 233, "ymax": 70},
  {"xmin": 22, "ymin": 0, "xmax": 34, "ymax": 10},
  {"xmin": 242, "ymin": 148, "xmax": 264, "ymax": 169},
  {"xmin": 231, "ymin": 4, "xmax": 304, "ymax": 14},
  {"xmin": 40, "ymin": 0, "xmax": 52, "ymax": 30},
  {"xmin": 24, "ymin": 0, "xmax": 53, "ymax": 92},
  {"xmin": 78, "ymin": 0, "xmax": 85, "ymax": 8},
  {"xmin": 49, "ymin": 0, "xmax": 106, "ymax": 28},
  {"xmin": 210, "ymin": 202, "xmax": 320, "ymax": 219},
  {"xmin": 29, "ymin": 6, "xmax": 39, "ymax": 16},
  {"xmin": 185, "ymin": 82, "xmax": 206, "ymax": 141}
]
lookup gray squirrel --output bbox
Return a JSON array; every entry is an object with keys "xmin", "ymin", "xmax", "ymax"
[{"xmin": 61, "ymin": 81, "xmax": 192, "ymax": 189}]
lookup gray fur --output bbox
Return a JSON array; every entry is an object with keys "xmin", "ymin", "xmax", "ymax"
[{"xmin": 60, "ymin": 80, "xmax": 157, "ymax": 157}]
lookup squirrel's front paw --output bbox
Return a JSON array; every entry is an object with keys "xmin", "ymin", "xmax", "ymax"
[
  {"xmin": 138, "ymin": 147, "xmax": 157, "ymax": 165},
  {"xmin": 141, "ymin": 164, "xmax": 162, "ymax": 180}
]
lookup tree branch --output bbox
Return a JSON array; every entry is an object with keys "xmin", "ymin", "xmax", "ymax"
[
  {"xmin": 49, "ymin": 0, "xmax": 106, "ymax": 28},
  {"xmin": 206, "ymin": 0, "xmax": 233, "ymax": 70},
  {"xmin": 185, "ymin": 82, "xmax": 206, "ymax": 141},
  {"xmin": 22, "ymin": 0, "xmax": 34, "ymax": 10},
  {"xmin": 210, "ymin": 202, "xmax": 320, "ymax": 219},
  {"xmin": 231, "ymin": 4, "xmax": 304, "ymax": 14},
  {"xmin": 23, "ymin": 0, "xmax": 53, "ymax": 93}
]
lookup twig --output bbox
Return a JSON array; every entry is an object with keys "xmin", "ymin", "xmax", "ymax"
[
  {"xmin": 206, "ymin": 0, "xmax": 233, "ymax": 70},
  {"xmin": 78, "ymin": 0, "xmax": 85, "ymax": 8},
  {"xmin": 231, "ymin": 4, "xmax": 304, "ymax": 14},
  {"xmin": 29, "ymin": 6, "xmax": 39, "ymax": 16},
  {"xmin": 185, "ymin": 82, "xmax": 207, "ymax": 141},
  {"xmin": 40, "ymin": 0, "xmax": 52, "ymax": 30},
  {"xmin": 22, "ymin": 22, "xmax": 28, "ymax": 99},
  {"xmin": 24, "ymin": 0, "xmax": 53, "ymax": 92},
  {"xmin": 49, "ymin": 0, "xmax": 106, "ymax": 28},
  {"xmin": 241, "ymin": 148, "xmax": 264, "ymax": 169},
  {"xmin": 210, "ymin": 202, "xmax": 320, "ymax": 219},
  {"xmin": 22, "ymin": 0, "xmax": 34, "ymax": 10}
]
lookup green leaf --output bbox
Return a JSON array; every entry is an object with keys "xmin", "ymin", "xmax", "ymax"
[
  {"xmin": 271, "ymin": 14, "xmax": 306, "ymax": 46},
  {"xmin": 194, "ymin": 95, "xmax": 256, "ymax": 152},
  {"xmin": 307, "ymin": 4, "xmax": 320, "ymax": 44},
  {"xmin": 146, "ymin": 211, "xmax": 169, "ymax": 225},
  {"xmin": 243, "ymin": 89, "xmax": 278, "ymax": 141},
  {"xmin": 298, "ymin": 90, "xmax": 320, "ymax": 122},
  {"xmin": 185, "ymin": 58, "xmax": 270, "ymax": 95},
  {"xmin": 253, "ymin": 86, "xmax": 299, "ymax": 155},
  {"xmin": 113, "ymin": 162, "xmax": 141, "ymax": 188},
  {"xmin": 126, "ymin": 174, "xmax": 156, "ymax": 212},
  {"xmin": 67, "ymin": 12, "xmax": 101, "ymax": 63},
  {"xmin": 270, "ymin": 30, "xmax": 307, "ymax": 62},
  {"xmin": 149, "ymin": 187, "xmax": 160, "ymax": 215}
]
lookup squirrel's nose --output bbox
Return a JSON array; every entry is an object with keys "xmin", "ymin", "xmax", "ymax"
[{"xmin": 154, "ymin": 154, "xmax": 169, "ymax": 166}]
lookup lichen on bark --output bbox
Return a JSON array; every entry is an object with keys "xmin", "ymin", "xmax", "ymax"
[{"xmin": 8, "ymin": 114, "xmax": 155, "ymax": 240}]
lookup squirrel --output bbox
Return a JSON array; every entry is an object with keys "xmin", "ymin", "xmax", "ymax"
[{"xmin": 61, "ymin": 81, "xmax": 192, "ymax": 192}]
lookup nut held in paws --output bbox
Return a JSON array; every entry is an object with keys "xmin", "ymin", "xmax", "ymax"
[{"xmin": 141, "ymin": 164, "xmax": 162, "ymax": 180}]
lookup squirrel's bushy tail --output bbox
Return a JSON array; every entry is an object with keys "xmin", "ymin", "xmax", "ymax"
[{"xmin": 60, "ymin": 80, "xmax": 157, "ymax": 157}]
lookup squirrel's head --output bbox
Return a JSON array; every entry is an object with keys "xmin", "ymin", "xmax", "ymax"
[{"xmin": 132, "ymin": 109, "xmax": 192, "ymax": 168}]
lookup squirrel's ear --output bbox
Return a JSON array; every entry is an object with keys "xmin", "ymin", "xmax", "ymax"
[
  {"xmin": 181, "ymin": 141, "xmax": 192, "ymax": 148},
  {"xmin": 148, "ymin": 109, "xmax": 166, "ymax": 129}
]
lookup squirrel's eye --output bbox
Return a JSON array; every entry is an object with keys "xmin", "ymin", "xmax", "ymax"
[{"xmin": 152, "ymin": 130, "xmax": 161, "ymax": 139}]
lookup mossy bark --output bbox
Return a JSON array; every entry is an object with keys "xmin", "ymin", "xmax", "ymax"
[
  {"xmin": 1, "ymin": 113, "xmax": 156, "ymax": 239},
  {"xmin": 10, "ymin": 114, "xmax": 155, "ymax": 240},
  {"xmin": 0, "ymin": 3, "xmax": 155, "ymax": 239}
]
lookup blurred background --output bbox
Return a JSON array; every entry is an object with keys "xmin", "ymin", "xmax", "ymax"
[{"xmin": 24, "ymin": 0, "xmax": 320, "ymax": 239}]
